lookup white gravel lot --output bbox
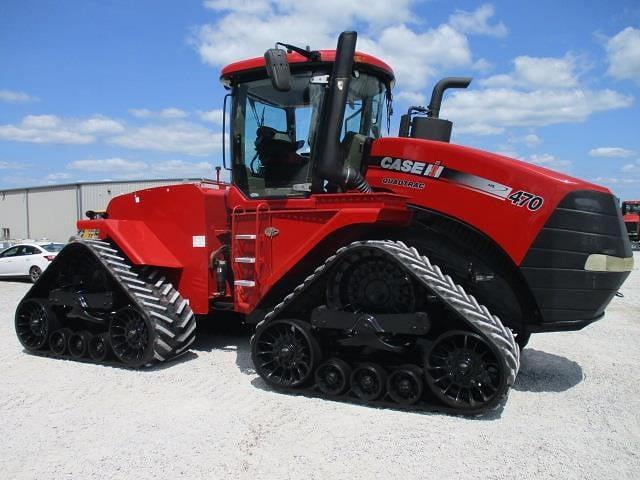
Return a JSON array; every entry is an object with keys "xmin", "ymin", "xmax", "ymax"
[{"xmin": 1, "ymin": 253, "xmax": 639, "ymax": 480}]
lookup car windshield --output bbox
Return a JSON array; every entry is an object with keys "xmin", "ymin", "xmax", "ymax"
[{"xmin": 40, "ymin": 243, "xmax": 65, "ymax": 252}]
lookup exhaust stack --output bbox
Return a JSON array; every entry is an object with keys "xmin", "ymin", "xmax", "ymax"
[
  {"xmin": 399, "ymin": 77, "xmax": 472, "ymax": 143},
  {"xmin": 314, "ymin": 31, "xmax": 371, "ymax": 193}
]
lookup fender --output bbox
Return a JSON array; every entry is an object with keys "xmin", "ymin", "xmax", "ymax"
[{"xmin": 366, "ymin": 137, "xmax": 609, "ymax": 265}]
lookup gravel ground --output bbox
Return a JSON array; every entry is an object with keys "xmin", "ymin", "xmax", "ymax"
[{"xmin": 1, "ymin": 253, "xmax": 639, "ymax": 480}]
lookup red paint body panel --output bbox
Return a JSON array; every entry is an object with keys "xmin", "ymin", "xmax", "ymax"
[
  {"xmin": 227, "ymin": 187, "xmax": 411, "ymax": 313},
  {"xmin": 221, "ymin": 50, "xmax": 394, "ymax": 81},
  {"xmin": 367, "ymin": 137, "xmax": 610, "ymax": 265},
  {"xmin": 79, "ymin": 183, "xmax": 231, "ymax": 315}
]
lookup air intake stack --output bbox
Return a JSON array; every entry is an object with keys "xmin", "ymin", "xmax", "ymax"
[{"xmin": 399, "ymin": 77, "xmax": 472, "ymax": 143}]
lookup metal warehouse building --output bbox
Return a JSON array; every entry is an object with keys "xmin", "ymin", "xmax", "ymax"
[{"xmin": 0, "ymin": 178, "xmax": 205, "ymax": 243}]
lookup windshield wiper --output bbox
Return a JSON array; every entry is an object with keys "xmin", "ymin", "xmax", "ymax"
[{"xmin": 276, "ymin": 42, "xmax": 321, "ymax": 62}]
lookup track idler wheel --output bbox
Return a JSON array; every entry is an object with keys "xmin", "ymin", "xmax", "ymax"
[
  {"xmin": 252, "ymin": 319, "xmax": 321, "ymax": 388},
  {"xmin": 387, "ymin": 365, "xmax": 424, "ymax": 405},
  {"xmin": 424, "ymin": 331, "xmax": 506, "ymax": 411},
  {"xmin": 68, "ymin": 331, "xmax": 91, "ymax": 359},
  {"xmin": 350, "ymin": 363, "xmax": 387, "ymax": 401},
  {"xmin": 15, "ymin": 299, "xmax": 57, "ymax": 351},
  {"xmin": 49, "ymin": 328, "xmax": 71, "ymax": 355},
  {"xmin": 109, "ymin": 307, "xmax": 154, "ymax": 367},
  {"xmin": 88, "ymin": 333, "xmax": 109, "ymax": 362},
  {"xmin": 315, "ymin": 358, "xmax": 351, "ymax": 396}
]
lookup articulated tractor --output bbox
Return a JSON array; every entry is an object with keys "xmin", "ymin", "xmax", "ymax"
[{"xmin": 15, "ymin": 32, "xmax": 633, "ymax": 414}]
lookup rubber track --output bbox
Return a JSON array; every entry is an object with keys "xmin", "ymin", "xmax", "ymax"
[
  {"xmin": 49, "ymin": 239, "xmax": 195, "ymax": 367},
  {"xmin": 252, "ymin": 240, "xmax": 520, "ymax": 408}
]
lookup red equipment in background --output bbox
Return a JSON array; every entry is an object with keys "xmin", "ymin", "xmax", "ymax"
[{"xmin": 622, "ymin": 200, "xmax": 640, "ymax": 249}]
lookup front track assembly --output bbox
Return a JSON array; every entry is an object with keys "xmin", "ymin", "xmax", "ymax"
[
  {"xmin": 15, "ymin": 239, "xmax": 196, "ymax": 368},
  {"xmin": 251, "ymin": 240, "xmax": 520, "ymax": 415}
]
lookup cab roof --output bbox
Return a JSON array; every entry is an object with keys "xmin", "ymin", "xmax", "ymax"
[{"xmin": 220, "ymin": 49, "xmax": 395, "ymax": 85}]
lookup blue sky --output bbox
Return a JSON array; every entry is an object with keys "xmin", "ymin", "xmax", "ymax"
[{"xmin": 1, "ymin": 0, "xmax": 639, "ymax": 199}]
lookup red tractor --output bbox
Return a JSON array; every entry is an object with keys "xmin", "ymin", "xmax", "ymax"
[
  {"xmin": 15, "ymin": 32, "xmax": 634, "ymax": 414},
  {"xmin": 622, "ymin": 200, "xmax": 640, "ymax": 250}
]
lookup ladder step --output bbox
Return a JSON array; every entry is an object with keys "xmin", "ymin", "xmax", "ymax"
[
  {"xmin": 234, "ymin": 280, "xmax": 256, "ymax": 287},
  {"xmin": 235, "ymin": 234, "xmax": 256, "ymax": 240},
  {"xmin": 235, "ymin": 257, "xmax": 256, "ymax": 263}
]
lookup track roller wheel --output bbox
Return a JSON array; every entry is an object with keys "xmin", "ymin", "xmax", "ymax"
[
  {"xmin": 387, "ymin": 365, "xmax": 424, "ymax": 405},
  {"xmin": 15, "ymin": 299, "xmax": 56, "ymax": 351},
  {"xmin": 88, "ymin": 333, "xmax": 109, "ymax": 362},
  {"xmin": 49, "ymin": 328, "xmax": 71, "ymax": 355},
  {"xmin": 315, "ymin": 358, "xmax": 351, "ymax": 396},
  {"xmin": 424, "ymin": 331, "xmax": 506, "ymax": 411},
  {"xmin": 109, "ymin": 307, "xmax": 154, "ymax": 367},
  {"xmin": 350, "ymin": 363, "xmax": 387, "ymax": 401},
  {"xmin": 252, "ymin": 319, "xmax": 321, "ymax": 388},
  {"xmin": 68, "ymin": 331, "xmax": 90, "ymax": 359}
]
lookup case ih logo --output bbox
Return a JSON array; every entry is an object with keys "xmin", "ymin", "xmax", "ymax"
[{"xmin": 379, "ymin": 157, "xmax": 444, "ymax": 178}]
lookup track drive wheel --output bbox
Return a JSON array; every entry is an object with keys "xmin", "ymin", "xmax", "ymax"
[
  {"xmin": 387, "ymin": 365, "xmax": 424, "ymax": 405},
  {"xmin": 15, "ymin": 299, "xmax": 57, "ymax": 351},
  {"xmin": 424, "ymin": 331, "xmax": 506, "ymax": 411},
  {"xmin": 252, "ymin": 319, "xmax": 321, "ymax": 388},
  {"xmin": 315, "ymin": 358, "xmax": 351, "ymax": 396},
  {"xmin": 350, "ymin": 363, "xmax": 387, "ymax": 401}
]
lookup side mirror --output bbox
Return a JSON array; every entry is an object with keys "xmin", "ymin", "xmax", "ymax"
[{"xmin": 264, "ymin": 48, "xmax": 291, "ymax": 92}]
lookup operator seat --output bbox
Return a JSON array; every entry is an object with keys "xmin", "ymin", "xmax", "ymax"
[
  {"xmin": 255, "ymin": 126, "xmax": 309, "ymax": 188},
  {"xmin": 341, "ymin": 131, "xmax": 370, "ymax": 174}
]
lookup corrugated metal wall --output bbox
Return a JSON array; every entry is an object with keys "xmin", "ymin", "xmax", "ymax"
[
  {"xmin": 28, "ymin": 186, "xmax": 78, "ymax": 242},
  {"xmin": 0, "ymin": 179, "xmax": 200, "ymax": 243},
  {"xmin": 0, "ymin": 191, "xmax": 28, "ymax": 239}
]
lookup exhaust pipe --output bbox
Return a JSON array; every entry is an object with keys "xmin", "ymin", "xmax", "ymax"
[
  {"xmin": 315, "ymin": 31, "xmax": 371, "ymax": 193},
  {"xmin": 427, "ymin": 77, "xmax": 472, "ymax": 119},
  {"xmin": 399, "ymin": 77, "xmax": 472, "ymax": 143}
]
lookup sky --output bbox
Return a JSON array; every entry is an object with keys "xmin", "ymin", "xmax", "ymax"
[{"xmin": 1, "ymin": 0, "xmax": 639, "ymax": 199}]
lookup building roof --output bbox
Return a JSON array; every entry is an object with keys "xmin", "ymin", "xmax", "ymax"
[{"xmin": 0, "ymin": 178, "xmax": 213, "ymax": 194}]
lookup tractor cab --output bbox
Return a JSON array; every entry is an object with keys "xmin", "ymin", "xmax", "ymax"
[{"xmin": 220, "ymin": 35, "xmax": 394, "ymax": 199}]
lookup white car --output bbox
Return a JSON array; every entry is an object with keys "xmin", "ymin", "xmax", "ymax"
[{"xmin": 0, "ymin": 242, "xmax": 65, "ymax": 283}]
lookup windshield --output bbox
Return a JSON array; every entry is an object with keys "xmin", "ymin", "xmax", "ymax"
[
  {"xmin": 232, "ymin": 70, "xmax": 387, "ymax": 198},
  {"xmin": 623, "ymin": 203, "xmax": 640, "ymax": 215},
  {"xmin": 40, "ymin": 243, "xmax": 65, "ymax": 252}
]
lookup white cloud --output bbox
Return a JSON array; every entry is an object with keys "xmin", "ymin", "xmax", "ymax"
[
  {"xmin": 448, "ymin": 4, "xmax": 507, "ymax": 38},
  {"xmin": 606, "ymin": 27, "xmax": 640, "ymax": 84},
  {"xmin": 621, "ymin": 160, "xmax": 640, "ymax": 174},
  {"xmin": 589, "ymin": 147, "xmax": 635, "ymax": 158},
  {"xmin": 481, "ymin": 54, "xmax": 580, "ymax": 89},
  {"xmin": 191, "ymin": 1, "xmax": 499, "ymax": 93},
  {"xmin": 528, "ymin": 153, "xmax": 571, "ymax": 171},
  {"xmin": 0, "ymin": 161, "xmax": 23, "ymax": 169},
  {"xmin": 77, "ymin": 115, "xmax": 125, "ymax": 134},
  {"xmin": 0, "ymin": 89, "xmax": 37, "ymax": 103},
  {"xmin": 109, "ymin": 121, "xmax": 222, "ymax": 156},
  {"xmin": 199, "ymin": 109, "xmax": 224, "ymax": 124},
  {"xmin": 151, "ymin": 160, "xmax": 214, "ymax": 177},
  {"xmin": 64, "ymin": 157, "xmax": 214, "ymax": 179},
  {"xmin": 442, "ymin": 87, "xmax": 633, "ymax": 134},
  {"xmin": 46, "ymin": 172, "xmax": 72, "ymax": 181},
  {"xmin": 0, "ymin": 114, "xmax": 124, "ymax": 145},
  {"xmin": 523, "ymin": 134, "xmax": 540, "ymax": 147},
  {"xmin": 68, "ymin": 158, "xmax": 147, "ymax": 173},
  {"xmin": 129, "ymin": 107, "xmax": 189, "ymax": 119}
]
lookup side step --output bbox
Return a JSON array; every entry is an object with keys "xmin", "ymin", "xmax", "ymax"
[{"xmin": 234, "ymin": 280, "xmax": 256, "ymax": 287}]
